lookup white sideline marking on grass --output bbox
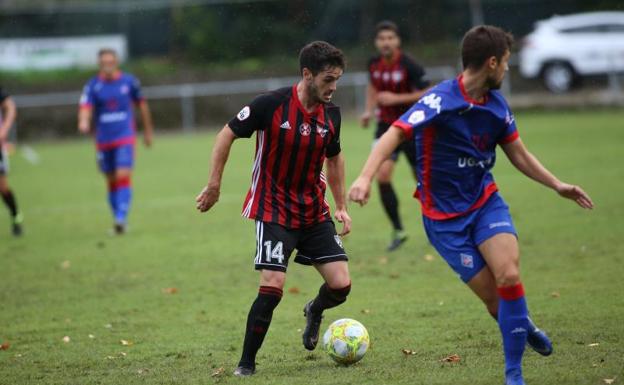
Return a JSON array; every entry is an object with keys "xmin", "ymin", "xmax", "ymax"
[{"xmin": 20, "ymin": 146, "xmax": 40, "ymax": 165}]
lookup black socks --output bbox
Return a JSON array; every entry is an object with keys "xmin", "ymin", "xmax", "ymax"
[
  {"xmin": 309, "ymin": 282, "xmax": 351, "ymax": 314},
  {"xmin": 378, "ymin": 182, "xmax": 402, "ymax": 231},
  {"xmin": 1, "ymin": 190, "xmax": 18, "ymax": 218},
  {"xmin": 239, "ymin": 286, "xmax": 283, "ymax": 369}
]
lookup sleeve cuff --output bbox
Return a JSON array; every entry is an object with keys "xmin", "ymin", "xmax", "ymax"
[
  {"xmin": 392, "ymin": 120, "xmax": 414, "ymax": 140},
  {"xmin": 79, "ymin": 103, "xmax": 93, "ymax": 110},
  {"xmin": 499, "ymin": 131, "xmax": 519, "ymax": 145}
]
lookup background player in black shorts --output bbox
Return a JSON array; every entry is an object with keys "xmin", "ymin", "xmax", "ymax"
[
  {"xmin": 0, "ymin": 87, "xmax": 22, "ymax": 236},
  {"xmin": 360, "ymin": 21, "xmax": 429, "ymax": 251},
  {"xmin": 196, "ymin": 41, "xmax": 352, "ymax": 376}
]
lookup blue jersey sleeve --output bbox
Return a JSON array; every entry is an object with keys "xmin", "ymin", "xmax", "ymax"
[
  {"xmin": 130, "ymin": 76, "xmax": 144, "ymax": 104},
  {"xmin": 498, "ymin": 106, "xmax": 519, "ymax": 145},
  {"xmin": 393, "ymin": 92, "xmax": 444, "ymax": 139},
  {"xmin": 79, "ymin": 80, "xmax": 95, "ymax": 108}
]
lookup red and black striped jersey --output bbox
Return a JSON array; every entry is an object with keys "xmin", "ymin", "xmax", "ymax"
[
  {"xmin": 228, "ymin": 84, "xmax": 342, "ymax": 229},
  {"xmin": 368, "ymin": 50, "xmax": 429, "ymax": 124}
]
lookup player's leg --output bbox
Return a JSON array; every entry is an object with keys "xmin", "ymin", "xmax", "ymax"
[
  {"xmin": 98, "ymin": 148, "xmax": 118, "ymax": 226},
  {"xmin": 0, "ymin": 175, "xmax": 22, "ymax": 236},
  {"xmin": 377, "ymin": 157, "xmax": 408, "ymax": 251},
  {"xmin": 295, "ymin": 221, "xmax": 350, "ymax": 350},
  {"xmin": 110, "ymin": 144, "xmax": 134, "ymax": 232},
  {"xmin": 235, "ymin": 221, "xmax": 296, "ymax": 376}
]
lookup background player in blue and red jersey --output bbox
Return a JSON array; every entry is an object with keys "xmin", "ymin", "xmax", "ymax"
[
  {"xmin": 0, "ymin": 87, "xmax": 23, "ymax": 236},
  {"xmin": 361, "ymin": 21, "xmax": 429, "ymax": 251},
  {"xmin": 196, "ymin": 41, "xmax": 352, "ymax": 377},
  {"xmin": 349, "ymin": 26, "xmax": 593, "ymax": 385},
  {"xmin": 78, "ymin": 48, "xmax": 154, "ymax": 234}
]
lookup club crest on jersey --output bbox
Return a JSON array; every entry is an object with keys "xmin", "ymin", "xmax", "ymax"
[
  {"xmin": 460, "ymin": 253, "xmax": 474, "ymax": 268},
  {"xmin": 299, "ymin": 123, "xmax": 311, "ymax": 136},
  {"xmin": 120, "ymin": 84, "xmax": 129, "ymax": 94},
  {"xmin": 316, "ymin": 125, "xmax": 328, "ymax": 137},
  {"xmin": 237, "ymin": 106, "xmax": 251, "ymax": 121},
  {"xmin": 334, "ymin": 235, "xmax": 343, "ymax": 248},
  {"xmin": 407, "ymin": 110, "xmax": 426, "ymax": 124},
  {"xmin": 382, "ymin": 71, "xmax": 391, "ymax": 82},
  {"xmin": 372, "ymin": 70, "xmax": 380, "ymax": 79}
]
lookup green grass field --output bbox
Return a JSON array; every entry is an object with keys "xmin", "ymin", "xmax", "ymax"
[{"xmin": 1, "ymin": 110, "xmax": 623, "ymax": 385}]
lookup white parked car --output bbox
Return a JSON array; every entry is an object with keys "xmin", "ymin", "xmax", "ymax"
[{"xmin": 519, "ymin": 11, "xmax": 624, "ymax": 93}]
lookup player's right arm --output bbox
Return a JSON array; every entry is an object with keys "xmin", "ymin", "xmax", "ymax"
[
  {"xmin": 196, "ymin": 124, "xmax": 237, "ymax": 212},
  {"xmin": 360, "ymin": 82, "xmax": 377, "ymax": 128},
  {"xmin": 0, "ymin": 93, "xmax": 17, "ymax": 143},
  {"xmin": 78, "ymin": 83, "xmax": 94, "ymax": 134},
  {"xmin": 348, "ymin": 126, "xmax": 405, "ymax": 206}
]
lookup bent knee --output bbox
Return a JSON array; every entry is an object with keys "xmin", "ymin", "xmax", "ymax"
[{"xmin": 495, "ymin": 269, "xmax": 521, "ymax": 287}]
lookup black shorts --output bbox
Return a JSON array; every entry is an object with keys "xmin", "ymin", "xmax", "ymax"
[
  {"xmin": 374, "ymin": 121, "xmax": 417, "ymax": 167},
  {"xmin": 253, "ymin": 220, "xmax": 348, "ymax": 272},
  {"xmin": 0, "ymin": 147, "xmax": 8, "ymax": 175}
]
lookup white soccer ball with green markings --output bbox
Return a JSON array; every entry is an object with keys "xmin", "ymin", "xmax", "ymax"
[{"xmin": 322, "ymin": 318, "xmax": 369, "ymax": 365}]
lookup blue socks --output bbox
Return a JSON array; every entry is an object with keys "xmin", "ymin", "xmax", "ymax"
[
  {"xmin": 497, "ymin": 283, "xmax": 528, "ymax": 380},
  {"xmin": 108, "ymin": 176, "xmax": 132, "ymax": 225}
]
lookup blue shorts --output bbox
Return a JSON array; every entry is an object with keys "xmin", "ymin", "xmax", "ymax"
[
  {"xmin": 97, "ymin": 144, "xmax": 134, "ymax": 174},
  {"xmin": 422, "ymin": 193, "xmax": 517, "ymax": 283}
]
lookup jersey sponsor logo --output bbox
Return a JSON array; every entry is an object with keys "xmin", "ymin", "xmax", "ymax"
[
  {"xmin": 99, "ymin": 111, "xmax": 128, "ymax": 123},
  {"xmin": 407, "ymin": 110, "xmax": 426, "ymax": 125},
  {"xmin": 299, "ymin": 123, "xmax": 311, "ymax": 136},
  {"xmin": 419, "ymin": 93, "xmax": 442, "ymax": 113},
  {"xmin": 489, "ymin": 221, "xmax": 511, "ymax": 229},
  {"xmin": 316, "ymin": 125, "xmax": 328, "ymax": 138},
  {"xmin": 237, "ymin": 106, "xmax": 251, "ymax": 121},
  {"xmin": 457, "ymin": 156, "xmax": 493, "ymax": 169},
  {"xmin": 280, "ymin": 121, "xmax": 291, "ymax": 129},
  {"xmin": 391, "ymin": 70, "xmax": 404, "ymax": 83},
  {"xmin": 334, "ymin": 235, "xmax": 343, "ymax": 248},
  {"xmin": 460, "ymin": 253, "xmax": 474, "ymax": 268}
]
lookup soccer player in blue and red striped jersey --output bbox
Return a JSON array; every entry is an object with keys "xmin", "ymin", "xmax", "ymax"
[
  {"xmin": 78, "ymin": 48, "xmax": 154, "ymax": 234},
  {"xmin": 349, "ymin": 26, "xmax": 593, "ymax": 385},
  {"xmin": 196, "ymin": 41, "xmax": 352, "ymax": 377},
  {"xmin": 361, "ymin": 21, "xmax": 430, "ymax": 251}
]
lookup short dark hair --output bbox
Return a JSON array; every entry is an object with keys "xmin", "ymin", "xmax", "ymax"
[
  {"xmin": 98, "ymin": 48, "xmax": 118, "ymax": 58},
  {"xmin": 375, "ymin": 20, "xmax": 400, "ymax": 37},
  {"xmin": 299, "ymin": 41, "xmax": 346, "ymax": 76},
  {"xmin": 461, "ymin": 25, "xmax": 514, "ymax": 70}
]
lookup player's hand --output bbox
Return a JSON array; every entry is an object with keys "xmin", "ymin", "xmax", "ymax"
[
  {"xmin": 334, "ymin": 208, "xmax": 352, "ymax": 236},
  {"xmin": 78, "ymin": 121, "xmax": 90, "ymax": 134},
  {"xmin": 143, "ymin": 131, "xmax": 153, "ymax": 148},
  {"xmin": 376, "ymin": 91, "xmax": 399, "ymax": 107},
  {"xmin": 555, "ymin": 182, "xmax": 594, "ymax": 209},
  {"xmin": 360, "ymin": 111, "xmax": 371, "ymax": 128},
  {"xmin": 195, "ymin": 185, "xmax": 220, "ymax": 212},
  {"xmin": 348, "ymin": 176, "xmax": 372, "ymax": 206}
]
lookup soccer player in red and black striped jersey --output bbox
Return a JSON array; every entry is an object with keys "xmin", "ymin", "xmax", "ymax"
[
  {"xmin": 196, "ymin": 41, "xmax": 352, "ymax": 377},
  {"xmin": 361, "ymin": 21, "xmax": 429, "ymax": 251},
  {"xmin": 0, "ymin": 87, "xmax": 22, "ymax": 236}
]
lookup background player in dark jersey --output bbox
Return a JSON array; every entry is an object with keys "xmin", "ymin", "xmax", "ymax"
[
  {"xmin": 360, "ymin": 21, "xmax": 429, "ymax": 251},
  {"xmin": 350, "ymin": 26, "xmax": 593, "ymax": 385},
  {"xmin": 0, "ymin": 87, "xmax": 23, "ymax": 236},
  {"xmin": 78, "ymin": 49, "xmax": 154, "ymax": 234},
  {"xmin": 196, "ymin": 41, "xmax": 352, "ymax": 377}
]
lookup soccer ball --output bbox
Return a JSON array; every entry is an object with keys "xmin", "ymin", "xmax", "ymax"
[{"xmin": 322, "ymin": 318, "xmax": 369, "ymax": 365}]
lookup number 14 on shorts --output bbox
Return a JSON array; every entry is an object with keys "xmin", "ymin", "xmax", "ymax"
[{"xmin": 263, "ymin": 241, "xmax": 285, "ymax": 263}]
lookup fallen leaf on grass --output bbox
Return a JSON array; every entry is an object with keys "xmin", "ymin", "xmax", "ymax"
[
  {"xmin": 551, "ymin": 291, "xmax": 560, "ymax": 298},
  {"xmin": 423, "ymin": 254, "xmax": 434, "ymax": 262},
  {"xmin": 389, "ymin": 273, "xmax": 400, "ymax": 279},
  {"xmin": 104, "ymin": 323, "xmax": 113, "ymax": 329},
  {"xmin": 361, "ymin": 309, "xmax": 371, "ymax": 315},
  {"xmin": 162, "ymin": 287, "xmax": 178, "ymax": 294},
  {"xmin": 120, "ymin": 339, "xmax": 133, "ymax": 346},
  {"xmin": 60, "ymin": 260, "xmax": 71, "ymax": 270},
  {"xmin": 0, "ymin": 342, "xmax": 10, "ymax": 350},
  {"xmin": 401, "ymin": 349, "xmax": 417, "ymax": 355},
  {"xmin": 211, "ymin": 367, "xmax": 225, "ymax": 377},
  {"xmin": 120, "ymin": 352, "xmax": 127, "ymax": 357},
  {"xmin": 288, "ymin": 287, "xmax": 300, "ymax": 294},
  {"xmin": 62, "ymin": 336, "xmax": 71, "ymax": 343},
  {"xmin": 588, "ymin": 343, "xmax": 600, "ymax": 347},
  {"xmin": 378, "ymin": 256, "xmax": 388, "ymax": 265},
  {"xmin": 604, "ymin": 378, "xmax": 616, "ymax": 384},
  {"xmin": 88, "ymin": 334, "xmax": 95, "ymax": 339},
  {"xmin": 440, "ymin": 354, "xmax": 461, "ymax": 363},
  {"xmin": 137, "ymin": 368, "xmax": 149, "ymax": 375}
]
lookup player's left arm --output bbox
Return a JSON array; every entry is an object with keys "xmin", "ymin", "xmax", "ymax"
[
  {"xmin": 501, "ymin": 138, "xmax": 594, "ymax": 209},
  {"xmin": 326, "ymin": 153, "xmax": 351, "ymax": 236},
  {"xmin": 137, "ymin": 101, "xmax": 154, "ymax": 147},
  {"xmin": 0, "ymin": 96, "xmax": 17, "ymax": 143}
]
